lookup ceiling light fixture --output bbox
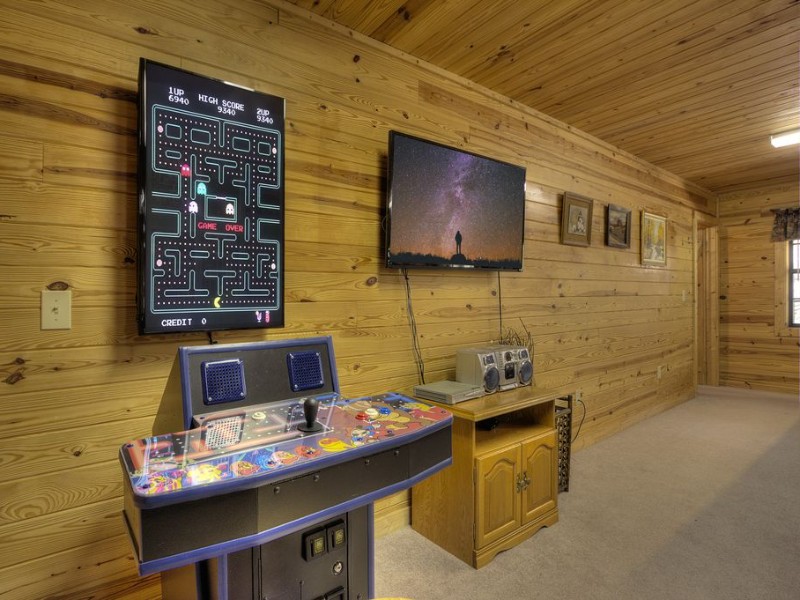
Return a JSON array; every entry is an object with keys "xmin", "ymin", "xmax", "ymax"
[{"xmin": 770, "ymin": 129, "xmax": 800, "ymax": 148}]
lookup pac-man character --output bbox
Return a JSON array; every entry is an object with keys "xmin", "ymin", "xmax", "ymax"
[
  {"xmin": 318, "ymin": 437, "xmax": 354, "ymax": 453},
  {"xmin": 185, "ymin": 463, "xmax": 225, "ymax": 485}
]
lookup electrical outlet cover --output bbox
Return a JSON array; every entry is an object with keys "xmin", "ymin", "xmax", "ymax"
[{"xmin": 41, "ymin": 290, "xmax": 72, "ymax": 330}]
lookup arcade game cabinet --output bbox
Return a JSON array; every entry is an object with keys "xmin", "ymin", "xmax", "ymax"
[{"xmin": 119, "ymin": 337, "xmax": 452, "ymax": 599}]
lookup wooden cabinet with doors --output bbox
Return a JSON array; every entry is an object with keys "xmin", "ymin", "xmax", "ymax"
[
  {"xmin": 411, "ymin": 387, "xmax": 569, "ymax": 568},
  {"xmin": 475, "ymin": 430, "xmax": 557, "ymax": 549}
]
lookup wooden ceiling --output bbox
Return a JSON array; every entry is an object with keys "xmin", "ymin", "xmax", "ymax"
[{"xmin": 289, "ymin": 0, "xmax": 799, "ymax": 194}]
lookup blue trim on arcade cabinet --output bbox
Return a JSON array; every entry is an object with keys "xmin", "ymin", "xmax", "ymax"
[
  {"xmin": 215, "ymin": 554, "xmax": 229, "ymax": 599},
  {"xmin": 367, "ymin": 502, "xmax": 375, "ymax": 600},
  {"xmin": 177, "ymin": 336, "xmax": 340, "ymax": 429},
  {"xmin": 135, "ymin": 456, "xmax": 451, "ymax": 576}
]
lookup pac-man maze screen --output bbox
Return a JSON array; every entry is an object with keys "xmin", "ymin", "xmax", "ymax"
[{"xmin": 138, "ymin": 60, "xmax": 285, "ymax": 334}]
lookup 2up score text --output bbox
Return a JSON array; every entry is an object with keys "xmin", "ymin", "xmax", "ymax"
[{"xmin": 256, "ymin": 108, "xmax": 273, "ymax": 124}]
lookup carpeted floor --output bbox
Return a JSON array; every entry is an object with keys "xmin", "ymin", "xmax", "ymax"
[{"xmin": 375, "ymin": 386, "xmax": 800, "ymax": 600}]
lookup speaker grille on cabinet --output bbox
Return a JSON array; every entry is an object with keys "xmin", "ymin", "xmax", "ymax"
[
  {"xmin": 287, "ymin": 351, "xmax": 324, "ymax": 392},
  {"xmin": 202, "ymin": 414, "xmax": 245, "ymax": 449},
  {"xmin": 201, "ymin": 359, "xmax": 246, "ymax": 405}
]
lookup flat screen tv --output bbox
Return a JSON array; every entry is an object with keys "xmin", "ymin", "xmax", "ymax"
[
  {"xmin": 385, "ymin": 131, "xmax": 526, "ymax": 271},
  {"xmin": 137, "ymin": 59, "xmax": 285, "ymax": 334}
]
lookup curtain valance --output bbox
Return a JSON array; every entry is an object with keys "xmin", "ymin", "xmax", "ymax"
[{"xmin": 771, "ymin": 207, "xmax": 800, "ymax": 242}]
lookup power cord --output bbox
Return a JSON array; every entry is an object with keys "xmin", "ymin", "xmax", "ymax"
[
  {"xmin": 402, "ymin": 268, "xmax": 425, "ymax": 384},
  {"xmin": 497, "ymin": 271, "xmax": 503, "ymax": 340},
  {"xmin": 572, "ymin": 394, "xmax": 586, "ymax": 443}
]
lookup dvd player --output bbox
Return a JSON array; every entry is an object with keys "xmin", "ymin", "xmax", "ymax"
[{"xmin": 413, "ymin": 380, "xmax": 484, "ymax": 405}]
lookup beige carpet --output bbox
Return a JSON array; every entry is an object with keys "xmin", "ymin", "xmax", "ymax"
[{"xmin": 375, "ymin": 386, "xmax": 800, "ymax": 600}]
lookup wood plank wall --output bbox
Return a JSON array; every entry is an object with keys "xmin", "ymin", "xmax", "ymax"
[
  {"xmin": 0, "ymin": 1, "xmax": 715, "ymax": 598},
  {"xmin": 718, "ymin": 181, "xmax": 800, "ymax": 393}
]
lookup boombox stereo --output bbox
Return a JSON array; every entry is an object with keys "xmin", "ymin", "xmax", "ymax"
[
  {"xmin": 456, "ymin": 345, "xmax": 533, "ymax": 393},
  {"xmin": 490, "ymin": 345, "xmax": 533, "ymax": 390}
]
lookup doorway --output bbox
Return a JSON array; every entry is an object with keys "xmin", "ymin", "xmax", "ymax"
[{"xmin": 696, "ymin": 221, "xmax": 719, "ymax": 386}]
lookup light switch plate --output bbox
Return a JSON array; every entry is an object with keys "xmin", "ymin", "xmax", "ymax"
[{"xmin": 42, "ymin": 290, "xmax": 72, "ymax": 330}]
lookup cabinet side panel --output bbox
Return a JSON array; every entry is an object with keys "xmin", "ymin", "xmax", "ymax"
[{"xmin": 411, "ymin": 418, "xmax": 474, "ymax": 564}]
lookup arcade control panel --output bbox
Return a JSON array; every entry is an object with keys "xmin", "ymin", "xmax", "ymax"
[
  {"xmin": 119, "ymin": 338, "xmax": 453, "ymax": 585},
  {"xmin": 122, "ymin": 392, "xmax": 450, "ymax": 507},
  {"xmin": 121, "ymin": 391, "xmax": 451, "ymax": 572}
]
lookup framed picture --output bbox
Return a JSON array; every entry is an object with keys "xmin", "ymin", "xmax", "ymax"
[
  {"xmin": 560, "ymin": 192, "xmax": 593, "ymax": 246},
  {"xmin": 606, "ymin": 204, "xmax": 631, "ymax": 248},
  {"xmin": 641, "ymin": 211, "xmax": 667, "ymax": 266}
]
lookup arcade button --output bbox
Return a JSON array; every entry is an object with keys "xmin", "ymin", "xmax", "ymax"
[
  {"xmin": 327, "ymin": 520, "xmax": 346, "ymax": 549},
  {"xmin": 365, "ymin": 408, "xmax": 379, "ymax": 419},
  {"xmin": 303, "ymin": 528, "xmax": 327, "ymax": 561},
  {"xmin": 378, "ymin": 406, "xmax": 391, "ymax": 415},
  {"xmin": 251, "ymin": 411, "xmax": 266, "ymax": 422},
  {"xmin": 355, "ymin": 412, "xmax": 368, "ymax": 421}
]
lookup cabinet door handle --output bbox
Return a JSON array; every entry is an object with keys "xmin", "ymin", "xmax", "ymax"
[
  {"xmin": 522, "ymin": 471, "xmax": 531, "ymax": 490},
  {"xmin": 516, "ymin": 474, "xmax": 525, "ymax": 493}
]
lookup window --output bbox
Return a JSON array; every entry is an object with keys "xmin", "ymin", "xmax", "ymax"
[{"xmin": 791, "ymin": 239, "xmax": 800, "ymax": 327}]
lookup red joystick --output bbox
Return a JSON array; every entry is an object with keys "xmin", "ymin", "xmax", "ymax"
[{"xmin": 298, "ymin": 397, "xmax": 323, "ymax": 433}]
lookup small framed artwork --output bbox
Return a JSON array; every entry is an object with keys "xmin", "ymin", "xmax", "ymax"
[
  {"xmin": 606, "ymin": 204, "xmax": 631, "ymax": 248},
  {"xmin": 641, "ymin": 211, "xmax": 667, "ymax": 266},
  {"xmin": 560, "ymin": 192, "xmax": 593, "ymax": 246}
]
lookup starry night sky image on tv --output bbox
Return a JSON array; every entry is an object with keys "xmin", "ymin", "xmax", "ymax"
[{"xmin": 387, "ymin": 133, "xmax": 526, "ymax": 270}]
